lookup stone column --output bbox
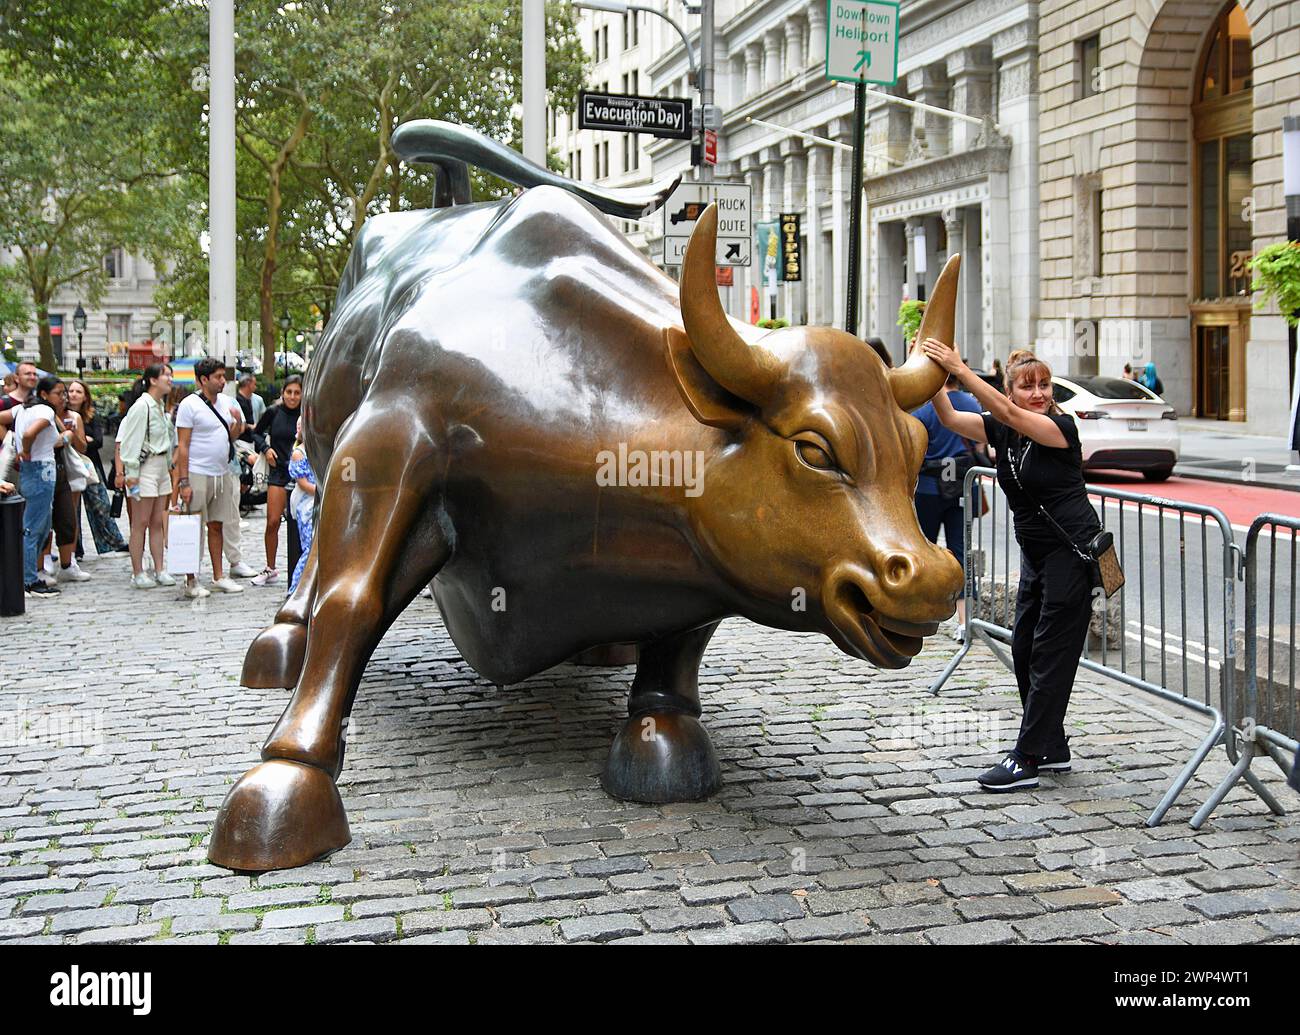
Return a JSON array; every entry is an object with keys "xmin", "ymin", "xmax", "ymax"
[
  {"xmin": 741, "ymin": 151, "xmax": 763, "ymax": 320},
  {"xmin": 905, "ymin": 65, "xmax": 952, "ymax": 158},
  {"xmin": 763, "ymin": 29, "xmax": 783, "ymax": 89},
  {"xmin": 804, "ymin": 143, "xmax": 830, "ymax": 324},
  {"xmin": 830, "ymin": 118, "xmax": 849, "ymax": 328},
  {"xmin": 942, "ymin": 206, "xmax": 965, "ymax": 352},
  {"xmin": 744, "ymin": 42, "xmax": 762, "ymax": 98},
  {"xmin": 784, "ymin": 16, "xmax": 805, "ymax": 79},
  {"xmin": 993, "ymin": 20, "xmax": 1039, "ymax": 351},
  {"xmin": 868, "ymin": 91, "xmax": 911, "ymax": 169},
  {"xmin": 904, "ymin": 216, "xmax": 922, "ymax": 311},
  {"xmin": 806, "ymin": 1, "xmax": 827, "ymax": 70},
  {"xmin": 946, "ymin": 45, "xmax": 994, "ymax": 152}
]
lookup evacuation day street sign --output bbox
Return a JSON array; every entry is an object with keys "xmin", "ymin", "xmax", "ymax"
[
  {"xmin": 825, "ymin": 0, "xmax": 900, "ymax": 85},
  {"xmin": 578, "ymin": 90, "xmax": 693, "ymax": 140}
]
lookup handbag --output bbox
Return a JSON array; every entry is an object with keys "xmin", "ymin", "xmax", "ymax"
[
  {"xmin": 62, "ymin": 443, "xmax": 89, "ymax": 493},
  {"xmin": 0, "ymin": 430, "xmax": 16, "ymax": 486},
  {"xmin": 1007, "ymin": 439, "xmax": 1125, "ymax": 598}
]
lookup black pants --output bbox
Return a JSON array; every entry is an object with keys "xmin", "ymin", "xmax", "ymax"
[
  {"xmin": 915, "ymin": 492, "xmax": 966, "ymax": 568},
  {"xmin": 1012, "ymin": 545, "xmax": 1093, "ymax": 757}
]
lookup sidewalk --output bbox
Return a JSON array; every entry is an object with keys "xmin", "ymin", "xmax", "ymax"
[
  {"xmin": 0, "ymin": 509, "xmax": 1296, "ymax": 945},
  {"xmin": 1175, "ymin": 418, "xmax": 1300, "ymax": 492}
]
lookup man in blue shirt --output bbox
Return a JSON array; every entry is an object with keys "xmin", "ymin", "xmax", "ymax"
[{"xmin": 912, "ymin": 373, "xmax": 983, "ymax": 631}]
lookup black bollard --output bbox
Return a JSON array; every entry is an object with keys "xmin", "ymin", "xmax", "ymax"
[{"xmin": 0, "ymin": 493, "xmax": 26, "ymax": 616}]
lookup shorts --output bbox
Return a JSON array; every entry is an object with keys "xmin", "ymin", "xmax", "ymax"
[
  {"xmin": 190, "ymin": 471, "xmax": 240, "ymax": 527},
  {"xmin": 136, "ymin": 453, "xmax": 172, "ymax": 498},
  {"xmin": 268, "ymin": 465, "xmax": 291, "ymax": 489}
]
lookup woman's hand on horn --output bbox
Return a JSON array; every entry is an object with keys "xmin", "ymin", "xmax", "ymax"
[{"xmin": 920, "ymin": 337, "xmax": 964, "ymax": 375}]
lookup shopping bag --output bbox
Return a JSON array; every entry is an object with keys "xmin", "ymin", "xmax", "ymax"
[{"xmin": 166, "ymin": 513, "xmax": 202, "ymax": 575}]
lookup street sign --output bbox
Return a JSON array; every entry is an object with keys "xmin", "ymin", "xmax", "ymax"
[
  {"xmin": 578, "ymin": 90, "xmax": 693, "ymax": 140},
  {"xmin": 703, "ymin": 129, "xmax": 717, "ymax": 166},
  {"xmin": 663, "ymin": 181, "xmax": 752, "ymax": 267},
  {"xmin": 825, "ymin": 0, "xmax": 900, "ymax": 86}
]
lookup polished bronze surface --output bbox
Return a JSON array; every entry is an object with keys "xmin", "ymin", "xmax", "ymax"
[{"xmin": 209, "ymin": 124, "xmax": 962, "ymax": 871}]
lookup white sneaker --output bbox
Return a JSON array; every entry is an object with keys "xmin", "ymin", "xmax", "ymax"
[
  {"xmin": 154, "ymin": 572, "xmax": 177, "ymax": 587},
  {"xmin": 210, "ymin": 577, "xmax": 244, "ymax": 594},
  {"xmin": 38, "ymin": 571, "xmax": 58, "ymax": 588},
  {"xmin": 183, "ymin": 582, "xmax": 211, "ymax": 599},
  {"xmin": 229, "ymin": 561, "xmax": 258, "ymax": 579},
  {"xmin": 132, "ymin": 573, "xmax": 158, "ymax": 589},
  {"xmin": 58, "ymin": 561, "xmax": 92, "ymax": 582},
  {"xmin": 250, "ymin": 567, "xmax": 279, "ymax": 586},
  {"xmin": 43, "ymin": 555, "xmax": 57, "ymax": 577}
]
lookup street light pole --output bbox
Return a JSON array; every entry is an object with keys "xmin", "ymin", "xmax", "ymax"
[
  {"xmin": 73, "ymin": 304, "xmax": 87, "ymax": 378},
  {"xmin": 523, "ymin": 0, "xmax": 547, "ymax": 166}
]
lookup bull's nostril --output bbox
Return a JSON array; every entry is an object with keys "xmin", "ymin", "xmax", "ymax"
[{"xmin": 884, "ymin": 553, "xmax": 914, "ymax": 587}]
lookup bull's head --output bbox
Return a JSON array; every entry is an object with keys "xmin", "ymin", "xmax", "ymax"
[{"xmin": 665, "ymin": 205, "xmax": 964, "ymax": 669}]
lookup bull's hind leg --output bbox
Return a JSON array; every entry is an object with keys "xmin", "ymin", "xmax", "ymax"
[
  {"xmin": 209, "ymin": 406, "xmax": 449, "ymax": 871},
  {"xmin": 241, "ymin": 542, "xmax": 318, "ymax": 689},
  {"xmin": 601, "ymin": 622, "xmax": 722, "ymax": 803}
]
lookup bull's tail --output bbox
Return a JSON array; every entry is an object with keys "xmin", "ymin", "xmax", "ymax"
[{"xmin": 391, "ymin": 119, "xmax": 681, "ymax": 219}]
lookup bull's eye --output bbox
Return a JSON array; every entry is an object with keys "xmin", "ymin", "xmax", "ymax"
[{"xmin": 795, "ymin": 440, "xmax": 836, "ymax": 472}]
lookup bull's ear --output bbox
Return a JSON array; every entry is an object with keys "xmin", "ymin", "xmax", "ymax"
[{"xmin": 664, "ymin": 326, "xmax": 750, "ymax": 429}]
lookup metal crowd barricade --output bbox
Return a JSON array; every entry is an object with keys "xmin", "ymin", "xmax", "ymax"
[
  {"xmin": 1192, "ymin": 513, "xmax": 1299, "ymax": 828},
  {"xmin": 929, "ymin": 466, "xmax": 1241, "ymax": 827}
]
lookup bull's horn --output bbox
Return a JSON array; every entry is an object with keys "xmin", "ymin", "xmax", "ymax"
[
  {"xmin": 889, "ymin": 253, "xmax": 961, "ymax": 411},
  {"xmin": 681, "ymin": 203, "xmax": 781, "ymax": 406}
]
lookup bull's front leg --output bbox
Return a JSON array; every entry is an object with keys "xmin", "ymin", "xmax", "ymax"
[
  {"xmin": 209, "ymin": 406, "xmax": 449, "ymax": 871},
  {"xmin": 601, "ymin": 622, "xmax": 722, "ymax": 803}
]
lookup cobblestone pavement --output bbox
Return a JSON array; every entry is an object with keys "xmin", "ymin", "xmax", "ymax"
[{"xmin": 1, "ymin": 510, "xmax": 1297, "ymax": 946}]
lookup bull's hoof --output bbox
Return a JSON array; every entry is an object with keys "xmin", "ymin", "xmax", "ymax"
[
  {"xmin": 241, "ymin": 621, "xmax": 308, "ymax": 689},
  {"xmin": 601, "ymin": 711, "xmax": 722, "ymax": 803},
  {"xmin": 208, "ymin": 759, "xmax": 350, "ymax": 872}
]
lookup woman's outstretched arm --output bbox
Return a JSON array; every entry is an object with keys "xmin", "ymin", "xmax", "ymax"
[{"xmin": 919, "ymin": 338, "xmax": 1067, "ymax": 449}]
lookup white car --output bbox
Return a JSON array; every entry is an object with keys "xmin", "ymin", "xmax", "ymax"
[{"xmin": 1052, "ymin": 375, "xmax": 1180, "ymax": 481}]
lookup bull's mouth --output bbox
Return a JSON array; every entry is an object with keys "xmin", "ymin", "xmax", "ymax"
[{"xmin": 825, "ymin": 578, "xmax": 939, "ymax": 670}]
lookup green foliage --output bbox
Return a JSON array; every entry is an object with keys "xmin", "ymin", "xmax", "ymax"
[
  {"xmin": 1249, "ymin": 241, "xmax": 1300, "ymax": 327},
  {"xmin": 0, "ymin": 264, "xmax": 30, "ymax": 341},
  {"xmin": 757, "ymin": 318, "xmax": 789, "ymax": 329},
  {"xmin": 897, "ymin": 299, "xmax": 926, "ymax": 343}
]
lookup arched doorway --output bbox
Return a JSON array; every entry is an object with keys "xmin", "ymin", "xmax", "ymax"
[{"xmin": 1189, "ymin": 2, "xmax": 1253, "ymax": 420}]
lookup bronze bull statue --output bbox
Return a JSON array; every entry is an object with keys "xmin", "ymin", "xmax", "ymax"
[{"xmin": 209, "ymin": 121, "xmax": 964, "ymax": 872}]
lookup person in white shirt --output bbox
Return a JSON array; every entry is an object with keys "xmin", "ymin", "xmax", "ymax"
[
  {"xmin": 174, "ymin": 358, "xmax": 246, "ymax": 597},
  {"xmin": 14, "ymin": 376, "xmax": 66, "ymax": 596}
]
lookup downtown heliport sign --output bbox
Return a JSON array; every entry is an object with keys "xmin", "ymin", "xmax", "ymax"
[{"xmin": 825, "ymin": 0, "xmax": 900, "ymax": 85}]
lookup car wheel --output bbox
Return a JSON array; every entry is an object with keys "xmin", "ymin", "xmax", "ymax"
[{"xmin": 1143, "ymin": 468, "xmax": 1174, "ymax": 482}]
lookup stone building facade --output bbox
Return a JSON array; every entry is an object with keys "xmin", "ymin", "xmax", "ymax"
[
  {"xmin": 640, "ymin": 0, "xmax": 1044, "ymax": 367},
  {"xmin": 6, "ymin": 247, "xmax": 165, "ymax": 372},
  {"xmin": 1039, "ymin": 0, "xmax": 1300, "ymax": 430}
]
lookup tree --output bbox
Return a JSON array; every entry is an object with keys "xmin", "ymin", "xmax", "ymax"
[
  {"xmin": 0, "ymin": 263, "xmax": 30, "ymax": 350},
  {"xmin": 0, "ymin": 5, "xmax": 191, "ymax": 370}
]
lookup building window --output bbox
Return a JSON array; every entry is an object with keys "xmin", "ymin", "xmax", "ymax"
[
  {"xmin": 1194, "ymin": 3, "xmax": 1254, "ymax": 298},
  {"xmin": 630, "ymin": 69, "xmax": 639, "ymax": 95},
  {"xmin": 1092, "ymin": 188, "xmax": 1104, "ymax": 277},
  {"xmin": 601, "ymin": 25, "xmax": 609, "ymax": 61},
  {"xmin": 107, "ymin": 313, "xmax": 131, "ymax": 346},
  {"xmin": 601, "ymin": 141, "xmax": 610, "ymax": 178},
  {"xmin": 104, "ymin": 246, "xmax": 124, "ymax": 279},
  {"xmin": 1077, "ymin": 34, "xmax": 1101, "ymax": 98}
]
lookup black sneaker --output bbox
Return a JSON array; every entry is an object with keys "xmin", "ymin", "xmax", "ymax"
[
  {"xmin": 1038, "ymin": 740, "xmax": 1072, "ymax": 773},
  {"xmin": 25, "ymin": 582, "xmax": 60, "ymax": 597},
  {"xmin": 977, "ymin": 751, "xmax": 1039, "ymax": 792}
]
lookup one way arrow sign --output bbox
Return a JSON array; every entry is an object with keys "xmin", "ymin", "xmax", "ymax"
[{"xmin": 725, "ymin": 243, "xmax": 741, "ymax": 261}]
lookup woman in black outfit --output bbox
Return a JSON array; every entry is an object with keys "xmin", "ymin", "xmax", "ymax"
[
  {"xmin": 921, "ymin": 340, "xmax": 1102, "ymax": 792},
  {"xmin": 250, "ymin": 375, "xmax": 302, "ymax": 586}
]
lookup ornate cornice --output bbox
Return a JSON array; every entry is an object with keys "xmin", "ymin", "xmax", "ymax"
[{"xmin": 864, "ymin": 138, "xmax": 1012, "ymax": 203}]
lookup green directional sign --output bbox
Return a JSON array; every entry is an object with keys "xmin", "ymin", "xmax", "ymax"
[{"xmin": 826, "ymin": 0, "xmax": 899, "ymax": 85}]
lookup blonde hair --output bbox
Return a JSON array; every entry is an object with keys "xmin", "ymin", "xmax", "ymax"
[{"xmin": 1004, "ymin": 351, "xmax": 1063, "ymax": 415}]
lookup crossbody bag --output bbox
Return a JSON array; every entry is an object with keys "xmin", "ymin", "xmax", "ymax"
[{"xmin": 1007, "ymin": 439, "xmax": 1125, "ymax": 598}]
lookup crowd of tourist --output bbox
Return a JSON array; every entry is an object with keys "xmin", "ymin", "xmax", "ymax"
[{"xmin": 0, "ymin": 359, "xmax": 316, "ymax": 602}]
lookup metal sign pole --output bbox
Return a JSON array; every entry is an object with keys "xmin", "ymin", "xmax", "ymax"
[{"xmin": 845, "ymin": 75, "xmax": 866, "ymax": 335}]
